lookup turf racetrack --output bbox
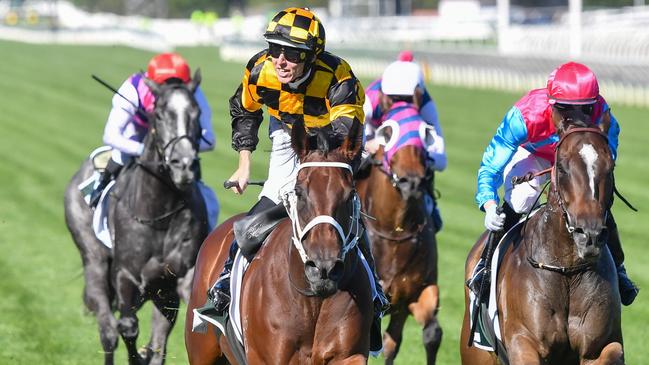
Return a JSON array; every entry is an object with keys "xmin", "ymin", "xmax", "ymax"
[{"xmin": 0, "ymin": 40, "xmax": 646, "ymax": 364}]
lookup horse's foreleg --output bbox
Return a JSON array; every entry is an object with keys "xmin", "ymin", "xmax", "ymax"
[
  {"xmin": 383, "ymin": 309, "xmax": 408, "ymax": 364},
  {"xmin": 507, "ymin": 335, "xmax": 542, "ymax": 365},
  {"xmin": 115, "ymin": 268, "xmax": 144, "ymax": 365},
  {"xmin": 145, "ymin": 292, "xmax": 180, "ymax": 365},
  {"xmin": 583, "ymin": 342, "xmax": 624, "ymax": 365},
  {"xmin": 408, "ymin": 285, "xmax": 442, "ymax": 365}
]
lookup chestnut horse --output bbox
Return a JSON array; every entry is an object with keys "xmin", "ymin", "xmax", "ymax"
[
  {"xmin": 461, "ymin": 120, "xmax": 624, "ymax": 364},
  {"xmin": 356, "ymin": 119, "xmax": 442, "ymax": 364},
  {"xmin": 185, "ymin": 123, "xmax": 374, "ymax": 364}
]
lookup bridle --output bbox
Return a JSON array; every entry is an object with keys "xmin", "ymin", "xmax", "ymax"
[
  {"xmin": 283, "ymin": 161, "xmax": 362, "ymax": 264},
  {"xmin": 550, "ymin": 127, "xmax": 609, "ymax": 235},
  {"xmin": 129, "ymin": 84, "xmax": 201, "ymax": 225},
  {"xmin": 373, "ymin": 120, "xmax": 434, "ymax": 190},
  {"xmin": 137, "ymin": 84, "xmax": 200, "ymax": 185},
  {"xmin": 525, "ymin": 127, "xmax": 611, "ymax": 274}
]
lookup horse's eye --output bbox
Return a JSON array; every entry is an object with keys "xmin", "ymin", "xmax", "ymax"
[{"xmin": 295, "ymin": 186, "xmax": 305, "ymax": 200}]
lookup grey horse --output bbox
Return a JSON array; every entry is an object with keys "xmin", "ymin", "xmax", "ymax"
[{"xmin": 64, "ymin": 71, "xmax": 208, "ymax": 365}]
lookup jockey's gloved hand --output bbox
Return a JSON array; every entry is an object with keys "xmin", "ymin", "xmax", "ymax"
[{"xmin": 484, "ymin": 204, "xmax": 506, "ymax": 231}]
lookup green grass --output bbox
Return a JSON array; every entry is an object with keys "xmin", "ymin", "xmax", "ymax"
[{"xmin": 0, "ymin": 40, "xmax": 646, "ymax": 364}]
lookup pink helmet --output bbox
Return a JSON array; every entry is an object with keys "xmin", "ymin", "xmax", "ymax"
[
  {"xmin": 547, "ymin": 62, "xmax": 599, "ymax": 105},
  {"xmin": 397, "ymin": 50, "xmax": 414, "ymax": 62},
  {"xmin": 147, "ymin": 53, "xmax": 191, "ymax": 84}
]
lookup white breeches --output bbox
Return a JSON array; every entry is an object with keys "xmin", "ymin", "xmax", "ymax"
[
  {"xmin": 503, "ymin": 147, "xmax": 551, "ymax": 214},
  {"xmin": 259, "ymin": 129, "xmax": 299, "ymax": 204}
]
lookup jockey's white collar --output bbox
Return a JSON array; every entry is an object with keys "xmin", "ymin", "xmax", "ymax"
[{"xmin": 288, "ymin": 67, "xmax": 312, "ymax": 89}]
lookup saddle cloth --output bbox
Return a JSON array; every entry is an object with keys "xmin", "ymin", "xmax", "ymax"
[
  {"xmin": 468, "ymin": 208, "xmax": 541, "ymax": 361},
  {"xmin": 91, "ymin": 181, "xmax": 115, "ymax": 249},
  {"xmin": 192, "ymin": 246, "xmax": 380, "ymax": 352},
  {"xmin": 77, "ymin": 146, "xmax": 115, "ymax": 249}
]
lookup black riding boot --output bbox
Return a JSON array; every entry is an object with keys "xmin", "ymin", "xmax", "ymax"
[
  {"xmin": 90, "ymin": 158, "xmax": 122, "ymax": 208},
  {"xmin": 208, "ymin": 197, "xmax": 279, "ymax": 315},
  {"xmin": 208, "ymin": 240, "xmax": 237, "ymax": 314},
  {"xmin": 467, "ymin": 203, "xmax": 521, "ymax": 296},
  {"xmin": 606, "ymin": 213, "xmax": 639, "ymax": 306},
  {"xmin": 358, "ymin": 232, "xmax": 390, "ymax": 353}
]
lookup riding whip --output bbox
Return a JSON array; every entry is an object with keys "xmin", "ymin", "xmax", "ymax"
[
  {"xmin": 223, "ymin": 180, "xmax": 266, "ymax": 189},
  {"xmin": 91, "ymin": 74, "xmax": 149, "ymax": 123}
]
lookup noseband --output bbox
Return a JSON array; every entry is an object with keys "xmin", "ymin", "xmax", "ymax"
[{"xmin": 283, "ymin": 162, "xmax": 362, "ymax": 264}]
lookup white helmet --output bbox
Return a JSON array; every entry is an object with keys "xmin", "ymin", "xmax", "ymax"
[{"xmin": 381, "ymin": 61, "xmax": 422, "ymax": 96}]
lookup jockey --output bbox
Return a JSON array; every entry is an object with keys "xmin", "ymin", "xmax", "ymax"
[
  {"xmin": 469, "ymin": 61, "xmax": 638, "ymax": 306},
  {"xmin": 90, "ymin": 52, "xmax": 219, "ymax": 230},
  {"xmin": 363, "ymin": 57, "xmax": 447, "ymax": 231},
  {"xmin": 209, "ymin": 7, "xmax": 389, "ymax": 352}
]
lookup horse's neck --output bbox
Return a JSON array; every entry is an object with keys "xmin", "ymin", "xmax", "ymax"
[
  {"xmin": 368, "ymin": 167, "xmax": 423, "ymax": 231},
  {"xmin": 131, "ymin": 145, "xmax": 183, "ymax": 213},
  {"xmin": 526, "ymin": 199, "xmax": 580, "ymax": 267}
]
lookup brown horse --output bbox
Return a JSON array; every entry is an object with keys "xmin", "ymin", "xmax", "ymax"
[
  {"xmin": 356, "ymin": 119, "xmax": 442, "ymax": 364},
  {"xmin": 185, "ymin": 123, "xmax": 375, "ymax": 364},
  {"xmin": 460, "ymin": 120, "xmax": 624, "ymax": 364}
]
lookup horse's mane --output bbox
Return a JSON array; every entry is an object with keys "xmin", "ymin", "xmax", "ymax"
[{"xmin": 557, "ymin": 108, "xmax": 592, "ymax": 131}]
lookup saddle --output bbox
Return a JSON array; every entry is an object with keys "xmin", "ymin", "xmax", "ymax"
[
  {"xmin": 92, "ymin": 148, "xmax": 113, "ymax": 171},
  {"xmin": 234, "ymin": 203, "xmax": 288, "ymax": 260}
]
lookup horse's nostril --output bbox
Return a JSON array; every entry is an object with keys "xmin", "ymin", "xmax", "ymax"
[{"xmin": 328, "ymin": 260, "xmax": 345, "ymax": 281}]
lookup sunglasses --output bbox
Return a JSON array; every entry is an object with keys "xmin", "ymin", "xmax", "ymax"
[
  {"xmin": 268, "ymin": 43, "xmax": 308, "ymax": 63},
  {"xmin": 553, "ymin": 103, "xmax": 594, "ymax": 116}
]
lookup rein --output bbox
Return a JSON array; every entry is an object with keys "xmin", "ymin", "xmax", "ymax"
[{"xmin": 364, "ymin": 216, "xmax": 425, "ymax": 242}]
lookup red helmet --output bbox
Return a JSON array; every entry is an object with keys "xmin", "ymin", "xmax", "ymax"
[
  {"xmin": 397, "ymin": 50, "xmax": 414, "ymax": 62},
  {"xmin": 547, "ymin": 62, "xmax": 599, "ymax": 105},
  {"xmin": 147, "ymin": 53, "xmax": 191, "ymax": 84}
]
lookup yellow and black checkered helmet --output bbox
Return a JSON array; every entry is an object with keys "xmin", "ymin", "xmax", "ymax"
[{"xmin": 264, "ymin": 7, "xmax": 326, "ymax": 56}]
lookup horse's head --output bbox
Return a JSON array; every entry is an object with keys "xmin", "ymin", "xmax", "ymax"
[
  {"xmin": 374, "ymin": 113, "xmax": 435, "ymax": 201},
  {"xmin": 286, "ymin": 120, "xmax": 363, "ymax": 297},
  {"xmin": 143, "ymin": 70, "xmax": 202, "ymax": 190},
  {"xmin": 551, "ymin": 106, "xmax": 614, "ymax": 261}
]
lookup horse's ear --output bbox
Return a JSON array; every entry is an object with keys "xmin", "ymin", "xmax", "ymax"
[
  {"xmin": 188, "ymin": 68, "xmax": 202, "ymax": 93},
  {"xmin": 291, "ymin": 119, "xmax": 309, "ymax": 160},
  {"xmin": 143, "ymin": 77, "xmax": 162, "ymax": 97},
  {"xmin": 341, "ymin": 120, "xmax": 363, "ymax": 159},
  {"xmin": 551, "ymin": 107, "xmax": 568, "ymax": 136},
  {"xmin": 599, "ymin": 109, "xmax": 611, "ymax": 135}
]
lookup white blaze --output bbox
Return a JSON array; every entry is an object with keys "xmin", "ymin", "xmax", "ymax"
[
  {"xmin": 168, "ymin": 92, "xmax": 189, "ymax": 136},
  {"xmin": 579, "ymin": 144, "xmax": 598, "ymax": 199}
]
